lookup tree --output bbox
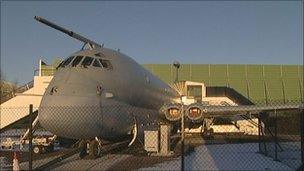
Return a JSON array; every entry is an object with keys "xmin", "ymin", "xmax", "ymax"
[{"xmin": 0, "ymin": 69, "xmax": 17, "ymax": 102}]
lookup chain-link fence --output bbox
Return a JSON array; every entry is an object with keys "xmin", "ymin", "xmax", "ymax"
[
  {"xmin": 0, "ymin": 102, "xmax": 303, "ymax": 170},
  {"xmin": 258, "ymin": 104, "xmax": 303, "ymax": 169}
]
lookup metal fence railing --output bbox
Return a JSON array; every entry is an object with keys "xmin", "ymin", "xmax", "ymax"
[
  {"xmin": 0, "ymin": 80, "xmax": 34, "ymax": 104},
  {"xmin": 34, "ymin": 68, "xmax": 56, "ymax": 77},
  {"xmin": 0, "ymin": 101, "xmax": 303, "ymax": 170}
]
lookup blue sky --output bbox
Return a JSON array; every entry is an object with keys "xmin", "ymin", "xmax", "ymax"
[{"xmin": 1, "ymin": 1, "xmax": 303, "ymax": 84}]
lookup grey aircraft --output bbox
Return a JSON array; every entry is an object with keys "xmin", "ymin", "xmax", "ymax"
[{"xmin": 35, "ymin": 16, "xmax": 302, "ymax": 158}]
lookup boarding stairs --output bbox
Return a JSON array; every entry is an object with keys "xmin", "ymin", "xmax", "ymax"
[
  {"xmin": 1, "ymin": 80, "xmax": 34, "ymax": 104},
  {"xmin": 0, "ymin": 75, "xmax": 53, "ymax": 132}
]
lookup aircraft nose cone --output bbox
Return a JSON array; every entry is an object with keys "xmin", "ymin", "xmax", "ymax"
[{"xmin": 38, "ymin": 95, "xmax": 102, "ymax": 139}]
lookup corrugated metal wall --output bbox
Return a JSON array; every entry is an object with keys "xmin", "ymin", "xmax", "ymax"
[{"xmin": 143, "ymin": 64, "xmax": 303, "ymax": 104}]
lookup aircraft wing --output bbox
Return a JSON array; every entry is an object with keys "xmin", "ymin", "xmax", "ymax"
[
  {"xmin": 162, "ymin": 103, "xmax": 303, "ymax": 121},
  {"xmin": 199, "ymin": 103, "xmax": 303, "ymax": 117}
]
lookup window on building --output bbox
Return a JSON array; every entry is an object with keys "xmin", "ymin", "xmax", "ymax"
[{"xmin": 187, "ymin": 85, "xmax": 202, "ymax": 102}]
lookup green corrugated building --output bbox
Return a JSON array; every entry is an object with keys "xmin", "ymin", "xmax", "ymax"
[{"xmin": 143, "ymin": 64, "xmax": 303, "ymax": 104}]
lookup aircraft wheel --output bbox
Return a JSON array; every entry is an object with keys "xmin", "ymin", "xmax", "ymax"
[
  {"xmin": 204, "ymin": 128, "xmax": 214, "ymax": 139},
  {"xmin": 78, "ymin": 140, "xmax": 87, "ymax": 159},
  {"xmin": 33, "ymin": 145, "xmax": 42, "ymax": 154},
  {"xmin": 97, "ymin": 141, "xmax": 102, "ymax": 157},
  {"xmin": 89, "ymin": 139, "xmax": 99, "ymax": 159}
]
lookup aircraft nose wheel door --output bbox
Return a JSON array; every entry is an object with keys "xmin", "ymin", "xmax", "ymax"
[{"xmin": 97, "ymin": 84, "xmax": 103, "ymax": 129}]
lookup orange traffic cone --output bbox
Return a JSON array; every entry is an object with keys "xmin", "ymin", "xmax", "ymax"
[{"xmin": 13, "ymin": 152, "xmax": 20, "ymax": 171}]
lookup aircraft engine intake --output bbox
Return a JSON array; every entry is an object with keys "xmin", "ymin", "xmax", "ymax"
[
  {"xmin": 186, "ymin": 103, "xmax": 205, "ymax": 121},
  {"xmin": 160, "ymin": 104, "xmax": 182, "ymax": 121}
]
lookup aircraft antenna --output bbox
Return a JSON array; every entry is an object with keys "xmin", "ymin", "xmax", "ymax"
[{"xmin": 34, "ymin": 16, "xmax": 102, "ymax": 49}]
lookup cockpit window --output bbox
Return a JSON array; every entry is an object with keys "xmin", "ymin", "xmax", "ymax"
[
  {"xmin": 61, "ymin": 56, "xmax": 74, "ymax": 67},
  {"xmin": 81, "ymin": 56, "xmax": 94, "ymax": 68},
  {"xmin": 71, "ymin": 56, "xmax": 84, "ymax": 67},
  {"xmin": 99, "ymin": 59, "xmax": 112, "ymax": 69},
  {"xmin": 56, "ymin": 61, "xmax": 64, "ymax": 69},
  {"xmin": 92, "ymin": 59, "xmax": 101, "ymax": 67},
  {"xmin": 95, "ymin": 53, "xmax": 106, "ymax": 58}
]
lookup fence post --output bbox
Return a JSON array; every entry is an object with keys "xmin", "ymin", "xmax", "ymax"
[
  {"xmin": 274, "ymin": 109, "xmax": 278, "ymax": 161},
  {"xmin": 263, "ymin": 80, "xmax": 269, "ymax": 105},
  {"xmin": 29, "ymin": 104, "xmax": 33, "ymax": 171},
  {"xmin": 208, "ymin": 64, "xmax": 211, "ymax": 86},
  {"xmin": 301, "ymin": 106, "xmax": 304, "ymax": 167},
  {"xmin": 181, "ymin": 102, "xmax": 185, "ymax": 171},
  {"xmin": 261, "ymin": 112, "xmax": 268, "ymax": 156},
  {"xmin": 258, "ymin": 114, "xmax": 261, "ymax": 152}
]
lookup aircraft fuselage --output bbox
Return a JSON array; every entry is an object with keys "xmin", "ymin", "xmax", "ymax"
[{"xmin": 39, "ymin": 48, "xmax": 179, "ymax": 140}]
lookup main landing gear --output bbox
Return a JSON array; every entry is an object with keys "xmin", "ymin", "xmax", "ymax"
[
  {"xmin": 79, "ymin": 137, "xmax": 102, "ymax": 159},
  {"xmin": 202, "ymin": 118, "xmax": 214, "ymax": 138}
]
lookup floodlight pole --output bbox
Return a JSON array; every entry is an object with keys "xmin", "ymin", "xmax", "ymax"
[
  {"xmin": 301, "ymin": 105, "xmax": 304, "ymax": 167},
  {"xmin": 173, "ymin": 60, "xmax": 183, "ymax": 170},
  {"xmin": 173, "ymin": 61, "xmax": 181, "ymax": 83}
]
